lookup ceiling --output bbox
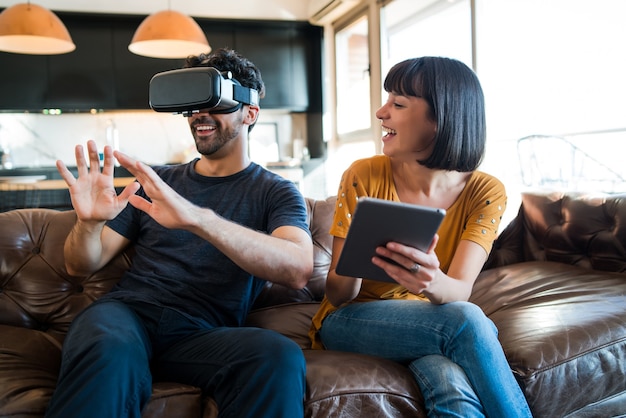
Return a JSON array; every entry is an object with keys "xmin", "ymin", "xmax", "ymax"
[{"xmin": 0, "ymin": 0, "xmax": 314, "ymax": 20}]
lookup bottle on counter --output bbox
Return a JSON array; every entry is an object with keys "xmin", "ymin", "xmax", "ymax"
[
  {"xmin": 105, "ymin": 119, "xmax": 120, "ymax": 166},
  {"xmin": 0, "ymin": 147, "xmax": 13, "ymax": 169}
]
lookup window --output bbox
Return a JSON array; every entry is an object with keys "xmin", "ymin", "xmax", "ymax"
[
  {"xmin": 326, "ymin": 12, "xmax": 376, "ymax": 197},
  {"xmin": 475, "ymin": 0, "xmax": 626, "ymax": 203},
  {"xmin": 327, "ymin": 0, "xmax": 626, "ymax": 205},
  {"xmin": 381, "ymin": 0, "xmax": 472, "ymax": 75},
  {"xmin": 335, "ymin": 15, "xmax": 372, "ymax": 138}
]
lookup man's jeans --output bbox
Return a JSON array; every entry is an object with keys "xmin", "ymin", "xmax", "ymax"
[
  {"xmin": 319, "ymin": 300, "xmax": 532, "ymax": 418},
  {"xmin": 45, "ymin": 299, "xmax": 305, "ymax": 418}
]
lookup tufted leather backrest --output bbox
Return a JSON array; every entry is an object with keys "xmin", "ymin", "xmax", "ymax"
[
  {"xmin": 0, "ymin": 196, "xmax": 336, "ymax": 341},
  {"xmin": 0, "ymin": 209, "xmax": 132, "ymax": 344},
  {"xmin": 485, "ymin": 191, "xmax": 626, "ymax": 272}
]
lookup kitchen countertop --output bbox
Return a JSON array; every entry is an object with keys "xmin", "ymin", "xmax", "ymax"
[
  {"xmin": 0, "ymin": 158, "xmax": 326, "ymax": 192},
  {"xmin": 0, "ymin": 177, "xmax": 136, "ymax": 191},
  {"xmin": 0, "ymin": 166, "xmax": 133, "ymax": 179}
]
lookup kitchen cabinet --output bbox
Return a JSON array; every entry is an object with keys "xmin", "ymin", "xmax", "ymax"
[
  {"xmin": 111, "ymin": 19, "xmax": 184, "ymax": 109},
  {"xmin": 0, "ymin": 53, "xmax": 47, "ymax": 110},
  {"xmin": 45, "ymin": 22, "xmax": 117, "ymax": 109},
  {"xmin": 0, "ymin": 13, "xmax": 322, "ymax": 112},
  {"xmin": 234, "ymin": 23, "xmax": 310, "ymax": 110}
]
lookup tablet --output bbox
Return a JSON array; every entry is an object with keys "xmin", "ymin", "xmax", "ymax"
[{"xmin": 335, "ymin": 197, "xmax": 446, "ymax": 283}]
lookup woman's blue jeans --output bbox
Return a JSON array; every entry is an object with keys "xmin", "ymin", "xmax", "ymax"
[
  {"xmin": 319, "ymin": 300, "xmax": 532, "ymax": 418},
  {"xmin": 45, "ymin": 299, "xmax": 305, "ymax": 418}
]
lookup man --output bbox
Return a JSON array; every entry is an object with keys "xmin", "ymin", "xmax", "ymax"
[{"xmin": 45, "ymin": 48, "xmax": 313, "ymax": 418}]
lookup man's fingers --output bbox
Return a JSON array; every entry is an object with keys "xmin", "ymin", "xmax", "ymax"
[
  {"xmin": 74, "ymin": 144, "xmax": 88, "ymax": 177},
  {"xmin": 114, "ymin": 151, "xmax": 139, "ymax": 176},
  {"xmin": 127, "ymin": 194, "xmax": 151, "ymax": 214},
  {"xmin": 101, "ymin": 145, "xmax": 116, "ymax": 177},
  {"xmin": 135, "ymin": 161, "xmax": 163, "ymax": 185},
  {"xmin": 86, "ymin": 140, "xmax": 101, "ymax": 172},
  {"xmin": 117, "ymin": 181, "xmax": 141, "ymax": 201},
  {"xmin": 56, "ymin": 160, "xmax": 76, "ymax": 187},
  {"xmin": 115, "ymin": 151, "xmax": 163, "ymax": 189}
]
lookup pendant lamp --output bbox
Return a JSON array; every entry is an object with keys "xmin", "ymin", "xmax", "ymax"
[
  {"xmin": 0, "ymin": 2, "xmax": 75, "ymax": 55},
  {"xmin": 128, "ymin": 9, "xmax": 210, "ymax": 59}
]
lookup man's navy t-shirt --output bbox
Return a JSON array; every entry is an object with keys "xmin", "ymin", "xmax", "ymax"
[{"xmin": 103, "ymin": 160, "xmax": 309, "ymax": 328}]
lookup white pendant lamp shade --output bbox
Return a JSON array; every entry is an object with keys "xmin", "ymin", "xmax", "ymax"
[
  {"xmin": 128, "ymin": 10, "xmax": 210, "ymax": 59},
  {"xmin": 0, "ymin": 2, "xmax": 75, "ymax": 55}
]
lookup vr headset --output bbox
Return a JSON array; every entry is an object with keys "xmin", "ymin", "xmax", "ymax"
[{"xmin": 149, "ymin": 67, "xmax": 260, "ymax": 116}]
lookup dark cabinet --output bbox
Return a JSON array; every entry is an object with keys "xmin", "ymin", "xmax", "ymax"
[
  {"xmin": 45, "ymin": 22, "xmax": 117, "ymax": 109},
  {"xmin": 0, "ymin": 13, "xmax": 185, "ymax": 111},
  {"xmin": 0, "ymin": 53, "xmax": 47, "ymax": 110},
  {"xmin": 202, "ymin": 20, "xmax": 317, "ymax": 111},
  {"xmin": 0, "ymin": 13, "xmax": 322, "ymax": 112},
  {"xmin": 111, "ymin": 22, "xmax": 183, "ymax": 109},
  {"xmin": 197, "ymin": 22, "xmax": 236, "ymax": 54},
  {"xmin": 235, "ymin": 25, "xmax": 308, "ymax": 110}
]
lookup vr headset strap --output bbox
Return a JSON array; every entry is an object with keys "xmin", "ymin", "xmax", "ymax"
[{"xmin": 233, "ymin": 84, "xmax": 260, "ymax": 106}]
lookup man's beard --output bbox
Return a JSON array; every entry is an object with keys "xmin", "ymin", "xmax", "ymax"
[{"xmin": 191, "ymin": 114, "xmax": 243, "ymax": 156}]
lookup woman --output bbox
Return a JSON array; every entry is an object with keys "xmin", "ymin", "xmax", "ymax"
[{"xmin": 309, "ymin": 57, "xmax": 532, "ymax": 417}]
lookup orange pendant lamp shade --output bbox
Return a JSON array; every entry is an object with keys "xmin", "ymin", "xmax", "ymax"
[
  {"xmin": 0, "ymin": 2, "xmax": 75, "ymax": 55},
  {"xmin": 128, "ymin": 10, "xmax": 210, "ymax": 59}
]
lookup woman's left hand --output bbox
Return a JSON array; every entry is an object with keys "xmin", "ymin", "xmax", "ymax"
[{"xmin": 371, "ymin": 234, "xmax": 440, "ymax": 294}]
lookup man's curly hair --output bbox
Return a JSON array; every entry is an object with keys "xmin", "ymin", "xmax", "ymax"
[{"xmin": 184, "ymin": 48, "xmax": 266, "ymax": 99}]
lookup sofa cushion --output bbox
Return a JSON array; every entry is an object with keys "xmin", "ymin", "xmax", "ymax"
[
  {"xmin": 245, "ymin": 302, "xmax": 428, "ymax": 417},
  {"xmin": 471, "ymin": 261, "xmax": 626, "ymax": 417},
  {"xmin": 486, "ymin": 191, "xmax": 626, "ymax": 272},
  {"xmin": 0, "ymin": 325, "xmax": 60, "ymax": 417},
  {"xmin": 142, "ymin": 383, "xmax": 202, "ymax": 418},
  {"xmin": 245, "ymin": 302, "xmax": 320, "ymax": 349},
  {"xmin": 0, "ymin": 324, "xmax": 204, "ymax": 418},
  {"xmin": 304, "ymin": 350, "xmax": 425, "ymax": 418}
]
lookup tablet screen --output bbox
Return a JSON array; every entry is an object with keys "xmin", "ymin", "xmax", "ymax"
[{"xmin": 335, "ymin": 197, "xmax": 445, "ymax": 283}]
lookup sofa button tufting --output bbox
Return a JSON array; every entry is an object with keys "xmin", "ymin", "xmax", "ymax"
[
  {"xmin": 32, "ymin": 247, "xmax": 41, "ymax": 254},
  {"xmin": 75, "ymin": 285, "xmax": 84, "ymax": 293}
]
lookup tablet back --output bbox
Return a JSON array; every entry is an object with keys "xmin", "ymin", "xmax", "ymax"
[{"xmin": 335, "ymin": 197, "xmax": 445, "ymax": 283}]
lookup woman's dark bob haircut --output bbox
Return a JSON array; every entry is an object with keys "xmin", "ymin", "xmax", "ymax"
[{"xmin": 383, "ymin": 56, "xmax": 486, "ymax": 172}]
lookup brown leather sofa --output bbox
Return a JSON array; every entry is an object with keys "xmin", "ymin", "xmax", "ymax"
[{"xmin": 1, "ymin": 192, "xmax": 625, "ymax": 417}]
